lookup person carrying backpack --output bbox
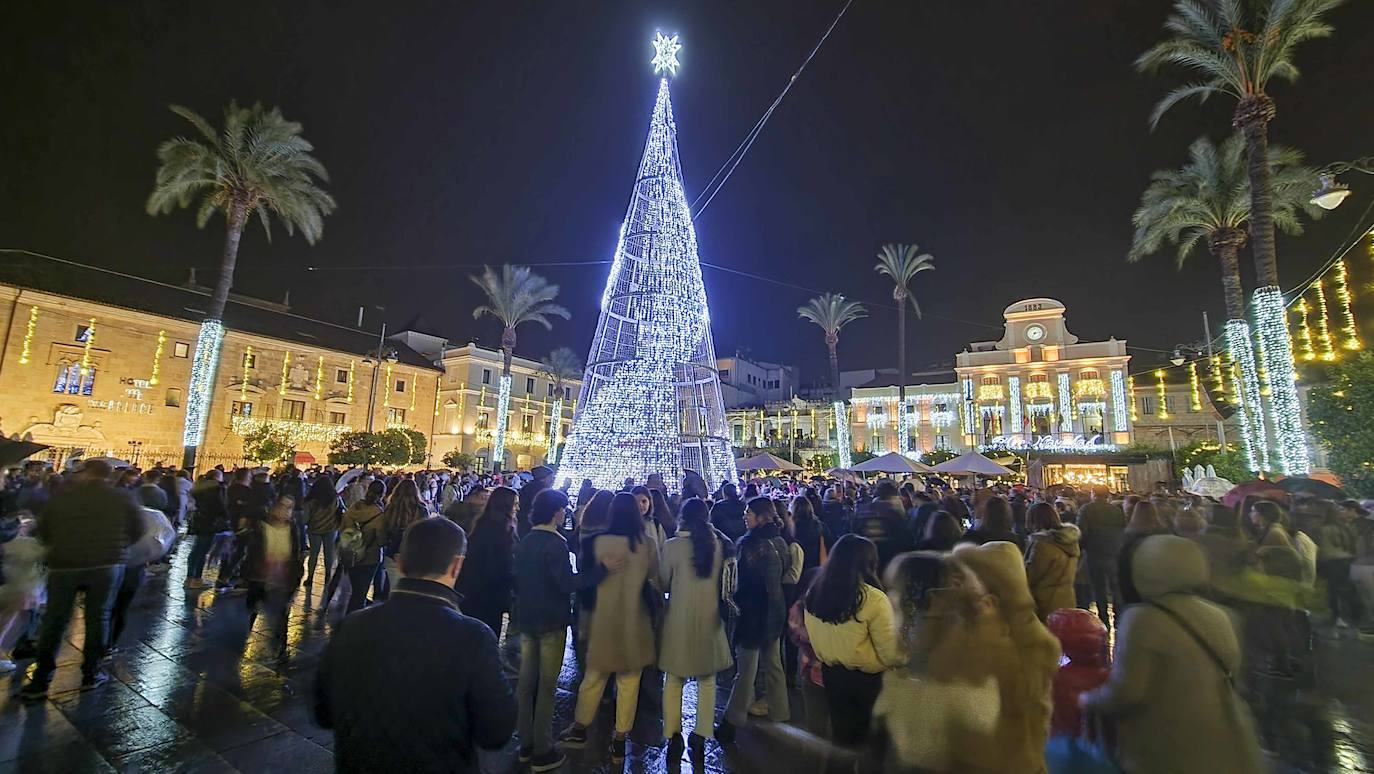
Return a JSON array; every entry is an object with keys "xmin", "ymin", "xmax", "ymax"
[{"xmin": 337, "ymin": 480, "xmax": 387, "ymax": 614}]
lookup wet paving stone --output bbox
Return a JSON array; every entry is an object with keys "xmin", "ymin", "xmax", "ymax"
[{"xmin": 2, "ymin": 534, "xmax": 1370, "ymax": 772}]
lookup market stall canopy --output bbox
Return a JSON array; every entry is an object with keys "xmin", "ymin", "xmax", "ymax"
[
  {"xmin": 849, "ymin": 452, "xmax": 933, "ymax": 474},
  {"xmin": 735, "ymin": 452, "xmax": 802, "ymax": 472},
  {"xmin": 0, "ymin": 439, "xmax": 48, "ymax": 467},
  {"xmin": 293, "ymin": 451, "xmax": 317, "ymax": 466},
  {"xmin": 931, "ymin": 451, "xmax": 1015, "ymax": 477}
]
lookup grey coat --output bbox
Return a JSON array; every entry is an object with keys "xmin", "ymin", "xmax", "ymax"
[
  {"xmin": 658, "ymin": 530, "xmax": 733, "ymax": 678},
  {"xmin": 585, "ymin": 534, "xmax": 659, "ymax": 674}
]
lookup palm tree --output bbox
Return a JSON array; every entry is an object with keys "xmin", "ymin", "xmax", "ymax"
[
  {"xmin": 472, "ymin": 265, "xmax": 570, "ymax": 468},
  {"xmin": 537, "ymin": 346, "xmax": 584, "ymax": 465},
  {"xmin": 1138, "ymin": 0, "xmax": 1339, "ymax": 288},
  {"xmin": 797, "ymin": 293, "xmax": 867, "ymax": 400},
  {"xmin": 874, "ymin": 243, "xmax": 935, "ymax": 420},
  {"xmin": 147, "ymin": 101, "xmax": 335, "ymax": 466},
  {"xmin": 1129, "ymin": 134, "xmax": 1322, "ymax": 321}
]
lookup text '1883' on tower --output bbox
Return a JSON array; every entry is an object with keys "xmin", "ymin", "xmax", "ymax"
[{"xmin": 556, "ymin": 35, "xmax": 738, "ymax": 494}]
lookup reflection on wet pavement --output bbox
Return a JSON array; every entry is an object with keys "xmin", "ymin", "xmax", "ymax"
[{"xmin": 2, "ymin": 535, "xmax": 1370, "ymax": 772}]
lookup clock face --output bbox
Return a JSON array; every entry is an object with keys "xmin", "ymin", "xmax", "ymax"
[{"xmin": 1025, "ymin": 324, "xmax": 1046, "ymax": 342}]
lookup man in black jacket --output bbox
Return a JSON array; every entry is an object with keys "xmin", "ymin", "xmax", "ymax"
[
  {"xmin": 851, "ymin": 479, "xmax": 916, "ymax": 573},
  {"xmin": 710, "ymin": 482, "xmax": 747, "ymax": 541},
  {"xmin": 314, "ymin": 517, "xmax": 516, "ymax": 773},
  {"xmin": 21, "ymin": 460, "xmax": 142, "ymax": 700}
]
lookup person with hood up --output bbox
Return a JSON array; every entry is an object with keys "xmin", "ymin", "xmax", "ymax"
[
  {"xmin": 1023, "ymin": 502, "xmax": 1081, "ymax": 622},
  {"xmin": 952, "ymin": 541, "xmax": 1061, "ymax": 774},
  {"xmin": 1081, "ymin": 535, "xmax": 1264, "ymax": 773}
]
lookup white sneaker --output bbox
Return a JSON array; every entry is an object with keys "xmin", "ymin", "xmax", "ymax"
[{"xmin": 0, "ymin": 659, "xmax": 16, "ymax": 674}]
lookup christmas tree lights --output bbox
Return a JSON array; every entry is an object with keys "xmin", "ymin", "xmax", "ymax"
[
  {"xmin": 1110, "ymin": 370, "xmax": 1128, "ymax": 432},
  {"xmin": 1008, "ymin": 376, "xmax": 1023, "ymax": 433},
  {"xmin": 182, "ymin": 320, "xmax": 224, "ymax": 447},
  {"xmin": 1057, "ymin": 373, "xmax": 1073, "ymax": 432},
  {"xmin": 1334, "ymin": 259, "xmax": 1360, "ymax": 350},
  {"xmin": 1313, "ymin": 280, "xmax": 1336, "ymax": 361},
  {"xmin": 17, "ymin": 306, "xmax": 38, "ymax": 365},
  {"xmin": 1225, "ymin": 319, "xmax": 1265, "ymax": 472},
  {"xmin": 557, "ymin": 58, "xmax": 736, "ymax": 493},
  {"xmin": 1253, "ymin": 287, "xmax": 1309, "ymax": 474},
  {"xmin": 149, "ymin": 330, "xmax": 166, "ymax": 385}
]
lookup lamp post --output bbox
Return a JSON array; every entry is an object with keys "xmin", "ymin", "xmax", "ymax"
[{"xmin": 1311, "ymin": 157, "xmax": 1374, "ymax": 210}]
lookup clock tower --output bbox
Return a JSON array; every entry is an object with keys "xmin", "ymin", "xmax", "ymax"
[{"xmin": 993, "ymin": 298, "xmax": 1077, "ymax": 350}]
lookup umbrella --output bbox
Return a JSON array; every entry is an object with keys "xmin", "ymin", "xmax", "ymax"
[
  {"xmin": 1276, "ymin": 476, "xmax": 1345, "ymax": 501},
  {"xmin": 849, "ymin": 452, "xmax": 933, "ymax": 475},
  {"xmin": 293, "ymin": 451, "xmax": 317, "ymax": 465},
  {"xmin": 335, "ymin": 467, "xmax": 367, "ymax": 493},
  {"xmin": 735, "ymin": 452, "xmax": 802, "ymax": 472},
  {"xmin": 931, "ymin": 451, "xmax": 1015, "ymax": 477},
  {"xmin": 1184, "ymin": 476, "xmax": 1236, "ymax": 500},
  {"xmin": 1222, "ymin": 480, "xmax": 1288, "ymax": 509},
  {"xmin": 0, "ymin": 439, "xmax": 48, "ymax": 467},
  {"xmin": 78, "ymin": 456, "xmax": 131, "ymax": 469}
]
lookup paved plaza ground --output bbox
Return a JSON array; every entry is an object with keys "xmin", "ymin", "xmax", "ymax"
[{"xmin": 1, "ymin": 536, "xmax": 1371, "ymax": 773}]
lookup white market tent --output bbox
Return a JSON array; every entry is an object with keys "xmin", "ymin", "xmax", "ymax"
[
  {"xmin": 931, "ymin": 451, "xmax": 1015, "ymax": 477},
  {"xmin": 849, "ymin": 452, "xmax": 933, "ymax": 475},
  {"xmin": 735, "ymin": 452, "xmax": 803, "ymax": 472}
]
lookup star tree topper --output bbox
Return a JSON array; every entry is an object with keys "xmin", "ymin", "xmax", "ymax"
[{"xmin": 651, "ymin": 32, "xmax": 682, "ymax": 76}]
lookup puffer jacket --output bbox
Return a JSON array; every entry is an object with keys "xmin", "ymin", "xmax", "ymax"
[
  {"xmin": 188, "ymin": 479, "xmax": 229, "ymax": 535},
  {"xmin": 1083, "ymin": 535, "xmax": 1263, "ymax": 774},
  {"xmin": 1025, "ymin": 524, "xmax": 1081, "ymax": 621},
  {"xmin": 734, "ymin": 521, "xmax": 790, "ymax": 649}
]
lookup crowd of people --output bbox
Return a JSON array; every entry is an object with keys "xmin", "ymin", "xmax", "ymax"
[{"xmin": 2, "ymin": 455, "xmax": 1373, "ymax": 772}]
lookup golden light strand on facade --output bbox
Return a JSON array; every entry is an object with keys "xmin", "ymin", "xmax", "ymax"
[
  {"xmin": 149, "ymin": 330, "xmax": 166, "ymax": 385},
  {"xmin": 1333, "ymin": 259, "xmax": 1361, "ymax": 350},
  {"xmin": 18, "ymin": 306, "xmax": 38, "ymax": 365},
  {"xmin": 1187, "ymin": 361, "xmax": 1202, "ymax": 412},
  {"xmin": 241, "ymin": 346, "xmax": 254, "ymax": 399},
  {"xmin": 1209, "ymin": 353, "xmax": 1227, "ymax": 404},
  {"xmin": 434, "ymin": 375, "xmax": 442, "ymax": 417},
  {"xmin": 384, "ymin": 363, "xmax": 393, "ymax": 407},
  {"xmin": 78, "ymin": 318, "xmax": 97, "ymax": 376},
  {"xmin": 410, "ymin": 373, "xmax": 418, "ymax": 411},
  {"xmin": 346, "ymin": 360, "xmax": 356, "ymax": 403},
  {"xmin": 1313, "ymin": 279, "xmax": 1336, "ymax": 361},
  {"xmin": 314, "ymin": 356, "xmax": 325, "ymax": 399},
  {"xmin": 1153, "ymin": 369, "xmax": 1169, "ymax": 419},
  {"xmin": 1127, "ymin": 375, "xmax": 1138, "ymax": 422},
  {"xmin": 279, "ymin": 352, "xmax": 292, "ymax": 395}
]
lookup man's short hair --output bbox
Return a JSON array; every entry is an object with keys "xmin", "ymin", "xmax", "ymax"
[
  {"xmin": 746, "ymin": 496, "xmax": 777, "ymax": 520},
  {"xmin": 400, "ymin": 517, "xmax": 467, "ymax": 577},
  {"xmin": 530, "ymin": 488, "xmax": 570, "ymax": 526},
  {"xmin": 81, "ymin": 459, "xmax": 113, "ymax": 480}
]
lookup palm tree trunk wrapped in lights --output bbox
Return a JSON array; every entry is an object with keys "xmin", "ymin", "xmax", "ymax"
[
  {"xmin": 1138, "ymin": 0, "xmax": 1340, "ymax": 474},
  {"xmin": 557, "ymin": 42, "xmax": 737, "ymax": 493},
  {"xmin": 147, "ymin": 102, "xmax": 335, "ymax": 470}
]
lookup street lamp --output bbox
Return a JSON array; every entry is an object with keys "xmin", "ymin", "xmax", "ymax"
[{"xmin": 1311, "ymin": 157, "xmax": 1374, "ymax": 210}]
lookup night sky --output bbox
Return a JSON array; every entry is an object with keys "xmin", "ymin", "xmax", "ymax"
[{"xmin": 5, "ymin": 1, "xmax": 1374, "ymax": 386}]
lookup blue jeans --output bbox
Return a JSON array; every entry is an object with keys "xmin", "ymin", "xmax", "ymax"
[
  {"xmin": 306, "ymin": 531, "xmax": 337, "ymax": 583},
  {"xmin": 516, "ymin": 629, "xmax": 567, "ymax": 754},
  {"xmin": 33, "ymin": 565, "xmax": 124, "ymax": 683},
  {"xmin": 187, "ymin": 533, "xmax": 215, "ymax": 579}
]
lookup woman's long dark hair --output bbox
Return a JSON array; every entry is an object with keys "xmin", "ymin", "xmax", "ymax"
[
  {"xmin": 977, "ymin": 497, "xmax": 1014, "ymax": 533},
  {"xmin": 804, "ymin": 534, "xmax": 880, "ymax": 625},
  {"xmin": 364, "ymin": 479, "xmax": 387, "ymax": 506},
  {"xmin": 651, "ymin": 488, "xmax": 675, "ymax": 535},
  {"xmin": 678, "ymin": 498, "xmax": 716, "ymax": 578},
  {"xmin": 607, "ymin": 492, "xmax": 645, "ymax": 551},
  {"xmin": 307, "ymin": 473, "xmax": 337, "ymax": 505},
  {"xmin": 473, "ymin": 485, "xmax": 518, "ymax": 553},
  {"xmin": 384, "ymin": 479, "xmax": 428, "ymax": 536}
]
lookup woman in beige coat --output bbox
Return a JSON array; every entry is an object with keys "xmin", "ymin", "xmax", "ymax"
[
  {"xmin": 559, "ymin": 492, "xmax": 659, "ymax": 764},
  {"xmin": 657, "ymin": 498, "xmax": 733, "ymax": 759},
  {"xmin": 1023, "ymin": 502, "xmax": 1082, "ymax": 621},
  {"xmin": 1082, "ymin": 535, "xmax": 1263, "ymax": 773}
]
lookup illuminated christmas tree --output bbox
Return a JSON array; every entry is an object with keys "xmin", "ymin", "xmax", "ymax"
[{"xmin": 557, "ymin": 34, "xmax": 738, "ymax": 493}]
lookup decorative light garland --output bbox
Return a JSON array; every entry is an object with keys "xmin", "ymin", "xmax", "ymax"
[
  {"xmin": 279, "ymin": 352, "xmax": 292, "ymax": 395},
  {"xmin": 435, "ymin": 375, "xmax": 443, "ymax": 418},
  {"xmin": 231, "ymin": 414, "xmax": 352, "ymax": 445},
  {"xmin": 897, "ymin": 400, "xmax": 911, "ymax": 455},
  {"xmin": 314, "ymin": 356, "xmax": 324, "ymax": 400},
  {"xmin": 1333, "ymin": 259, "xmax": 1361, "ymax": 351},
  {"xmin": 77, "ymin": 318, "xmax": 97, "ymax": 376},
  {"xmin": 346, "ymin": 360, "xmax": 356, "ymax": 403},
  {"xmin": 491, "ymin": 373, "xmax": 511, "ymax": 469},
  {"xmin": 829, "ymin": 404, "xmax": 851, "ymax": 470},
  {"xmin": 383, "ymin": 363, "xmax": 393, "ymax": 407},
  {"xmin": 1252, "ymin": 286, "xmax": 1309, "ymax": 474},
  {"xmin": 557, "ymin": 72, "xmax": 736, "ymax": 493},
  {"xmin": 1074, "ymin": 378, "xmax": 1105, "ymax": 399},
  {"xmin": 1209, "ymin": 354, "xmax": 1226, "ymax": 405},
  {"xmin": 182, "ymin": 320, "xmax": 225, "ymax": 447},
  {"xmin": 1008, "ymin": 376, "xmax": 1023, "ymax": 433},
  {"xmin": 17, "ymin": 306, "xmax": 38, "ymax": 365},
  {"xmin": 546, "ymin": 397, "xmax": 564, "ymax": 463},
  {"xmin": 409, "ymin": 372, "xmax": 418, "ymax": 412},
  {"xmin": 1024, "ymin": 381, "xmax": 1055, "ymax": 401},
  {"xmin": 1295, "ymin": 299, "xmax": 1316, "ymax": 361},
  {"xmin": 1225, "ymin": 319, "xmax": 1265, "ymax": 472},
  {"xmin": 976, "ymin": 383, "xmax": 1005, "ymax": 402},
  {"xmin": 1127, "ymin": 374, "xmax": 1138, "ymax": 422},
  {"xmin": 240, "ymin": 346, "xmax": 253, "ymax": 400},
  {"xmin": 1313, "ymin": 280, "xmax": 1336, "ymax": 361},
  {"xmin": 1188, "ymin": 361, "xmax": 1202, "ymax": 412},
  {"xmin": 1154, "ymin": 370, "xmax": 1169, "ymax": 419},
  {"xmin": 1057, "ymin": 372, "xmax": 1074, "ymax": 431},
  {"xmin": 961, "ymin": 377, "xmax": 975, "ymax": 437},
  {"xmin": 149, "ymin": 330, "xmax": 166, "ymax": 386},
  {"xmin": 1110, "ymin": 369, "xmax": 1129, "ymax": 432}
]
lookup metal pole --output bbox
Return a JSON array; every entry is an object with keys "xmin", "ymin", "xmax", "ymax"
[
  {"xmin": 1202, "ymin": 311, "xmax": 1227, "ymax": 446},
  {"xmin": 365, "ymin": 322, "xmax": 387, "ymax": 434}
]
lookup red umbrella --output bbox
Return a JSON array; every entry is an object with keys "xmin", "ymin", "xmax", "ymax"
[{"xmin": 1222, "ymin": 480, "xmax": 1288, "ymax": 509}]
